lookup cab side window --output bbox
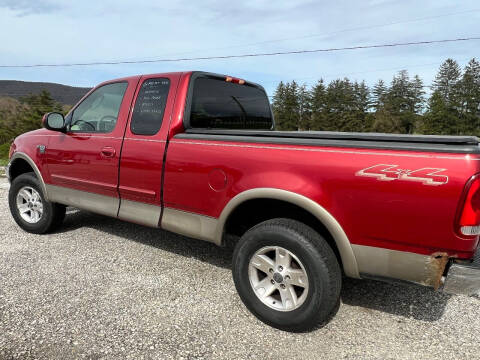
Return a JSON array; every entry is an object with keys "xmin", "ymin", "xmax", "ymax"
[
  {"xmin": 70, "ymin": 82, "xmax": 128, "ymax": 133},
  {"xmin": 130, "ymin": 78, "xmax": 170, "ymax": 136}
]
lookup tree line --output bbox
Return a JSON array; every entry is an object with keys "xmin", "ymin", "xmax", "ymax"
[{"xmin": 272, "ymin": 58, "xmax": 480, "ymax": 135}]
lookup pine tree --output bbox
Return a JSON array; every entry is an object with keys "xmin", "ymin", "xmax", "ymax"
[
  {"xmin": 372, "ymin": 70, "xmax": 418, "ymax": 133},
  {"xmin": 18, "ymin": 91, "xmax": 63, "ymax": 134},
  {"xmin": 421, "ymin": 91, "xmax": 461, "ymax": 135},
  {"xmin": 458, "ymin": 58, "xmax": 480, "ymax": 134},
  {"xmin": 433, "ymin": 58, "xmax": 461, "ymax": 106},
  {"xmin": 284, "ymin": 81, "xmax": 301, "ymax": 130},
  {"xmin": 348, "ymin": 81, "xmax": 372, "ymax": 132},
  {"xmin": 387, "ymin": 70, "xmax": 411, "ymax": 113},
  {"xmin": 353, "ymin": 81, "xmax": 370, "ymax": 113},
  {"xmin": 310, "ymin": 79, "xmax": 326, "ymax": 130},
  {"xmin": 460, "ymin": 58, "xmax": 480, "ymax": 114},
  {"xmin": 297, "ymin": 83, "xmax": 312, "ymax": 130},
  {"xmin": 323, "ymin": 79, "xmax": 355, "ymax": 131},
  {"xmin": 421, "ymin": 59, "xmax": 463, "ymax": 135},
  {"xmin": 410, "ymin": 75, "xmax": 425, "ymax": 114},
  {"xmin": 272, "ymin": 81, "xmax": 286, "ymax": 129},
  {"xmin": 372, "ymin": 79, "xmax": 387, "ymax": 110}
]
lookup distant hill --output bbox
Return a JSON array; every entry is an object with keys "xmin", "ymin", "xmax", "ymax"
[{"xmin": 0, "ymin": 80, "xmax": 91, "ymax": 105}]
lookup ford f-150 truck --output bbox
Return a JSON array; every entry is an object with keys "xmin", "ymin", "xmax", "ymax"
[{"xmin": 6, "ymin": 71, "xmax": 480, "ymax": 332}]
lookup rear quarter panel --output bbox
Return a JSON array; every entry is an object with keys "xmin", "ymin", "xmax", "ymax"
[{"xmin": 163, "ymin": 138, "xmax": 479, "ymax": 258}]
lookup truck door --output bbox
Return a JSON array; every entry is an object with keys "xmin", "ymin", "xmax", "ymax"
[
  {"xmin": 45, "ymin": 77, "xmax": 139, "ymax": 217},
  {"xmin": 117, "ymin": 74, "xmax": 180, "ymax": 227}
]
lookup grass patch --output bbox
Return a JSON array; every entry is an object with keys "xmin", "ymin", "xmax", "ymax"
[
  {"xmin": 0, "ymin": 157, "xmax": 7, "ymax": 177},
  {"xmin": 0, "ymin": 142, "xmax": 9, "ymax": 158},
  {"xmin": 0, "ymin": 143, "xmax": 10, "ymax": 171}
]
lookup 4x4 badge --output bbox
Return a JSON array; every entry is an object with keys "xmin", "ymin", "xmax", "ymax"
[{"xmin": 356, "ymin": 164, "xmax": 448, "ymax": 186}]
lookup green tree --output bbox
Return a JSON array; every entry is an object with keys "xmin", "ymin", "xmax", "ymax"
[
  {"xmin": 432, "ymin": 58, "xmax": 462, "ymax": 106},
  {"xmin": 272, "ymin": 81, "xmax": 286, "ymax": 129},
  {"xmin": 372, "ymin": 70, "xmax": 423, "ymax": 134},
  {"xmin": 18, "ymin": 90, "xmax": 63, "ymax": 134},
  {"xmin": 297, "ymin": 83, "xmax": 312, "ymax": 130},
  {"xmin": 421, "ymin": 60, "xmax": 463, "ymax": 135},
  {"xmin": 460, "ymin": 58, "xmax": 480, "ymax": 114},
  {"xmin": 310, "ymin": 79, "xmax": 326, "ymax": 131},
  {"xmin": 0, "ymin": 90, "xmax": 63, "ymax": 162},
  {"xmin": 324, "ymin": 79, "xmax": 354, "ymax": 131},
  {"xmin": 410, "ymin": 75, "xmax": 425, "ymax": 114},
  {"xmin": 372, "ymin": 79, "xmax": 387, "ymax": 110},
  {"xmin": 273, "ymin": 81, "xmax": 300, "ymax": 130},
  {"xmin": 421, "ymin": 91, "xmax": 463, "ymax": 135},
  {"xmin": 348, "ymin": 81, "xmax": 372, "ymax": 132}
]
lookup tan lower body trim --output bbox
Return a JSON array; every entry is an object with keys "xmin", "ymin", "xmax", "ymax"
[
  {"xmin": 45, "ymin": 184, "xmax": 119, "ymax": 217},
  {"xmin": 161, "ymin": 207, "xmax": 219, "ymax": 245},
  {"xmin": 51, "ymin": 184, "xmax": 441, "ymax": 286},
  {"xmin": 46, "ymin": 184, "xmax": 163, "ymax": 228},
  {"xmin": 118, "ymin": 199, "xmax": 161, "ymax": 227},
  {"xmin": 352, "ymin": 244, "xmax": 448, "ymax": 288}
]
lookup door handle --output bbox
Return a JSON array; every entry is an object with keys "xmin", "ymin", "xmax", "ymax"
[{"xmin": 101, "ymin": 146, "xmax": 116, "ymax": 158}]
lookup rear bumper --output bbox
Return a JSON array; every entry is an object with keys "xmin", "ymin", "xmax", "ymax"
[{"xmin": 443, "ymin": 248, "xmax": 480, "ymax": 296}]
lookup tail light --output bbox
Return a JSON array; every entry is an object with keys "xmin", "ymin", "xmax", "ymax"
[{"xmin": 457, "ymin": 174, "xmax": 480, "ymax": 236}]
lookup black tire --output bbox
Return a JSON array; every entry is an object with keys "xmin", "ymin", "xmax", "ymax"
[
  {"xmin": 8, "ymin": 172, "xmax": 66, "ymax": 234},
  {"xmin": 232, "ymin": 218, "xmax": 341, "ymax": 332}
]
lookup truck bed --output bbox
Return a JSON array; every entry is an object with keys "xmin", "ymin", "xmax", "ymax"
[{"xmin": 180, "ymin": 129, "xmax": 480, "ymax": 154}]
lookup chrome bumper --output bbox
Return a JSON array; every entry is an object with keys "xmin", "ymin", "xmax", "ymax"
[{"xmin": 443, "ymin": 249, "xmax": 480, "ymax": 296}]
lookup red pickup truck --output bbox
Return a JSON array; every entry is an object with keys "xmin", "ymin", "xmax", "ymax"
[{"xmin": 6, "ymin": 71, "xmax": 480, "ymax": 331}]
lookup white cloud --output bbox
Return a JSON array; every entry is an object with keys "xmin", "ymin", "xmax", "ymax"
[{"xmin": 0, "ymin": 0, "xmax": 61, "ymax": 16}]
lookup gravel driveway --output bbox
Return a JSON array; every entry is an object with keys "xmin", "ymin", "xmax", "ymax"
[{"xmin": 0, "ymin": 178, "xmax": 479, "ymax": 359}]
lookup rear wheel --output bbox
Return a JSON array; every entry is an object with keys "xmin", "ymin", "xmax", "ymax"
[
  {"xmin": 232, "ymin": 218, "xmax": 341, "ymax": 332},
  {"xmin": 9, "ymin": 172, "xmax": 66, "ymax": 234}
]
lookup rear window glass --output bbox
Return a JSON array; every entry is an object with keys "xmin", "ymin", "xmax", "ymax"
[
  {"xmin": 131, "ymin": 78, "xmax": 170, "ymax": 135},
  {"xmin": 189, "ymin": 77, "xmax": 272, "ymax": 129}
]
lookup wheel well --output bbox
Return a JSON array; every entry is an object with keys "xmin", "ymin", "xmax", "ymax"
[
  {"xmin": 9, "ymin": 158, "xmax": 35, "ymax": 181},
  {"xmin": 224, "ymin": 198, "xmax": 342, "ymax": 268}
]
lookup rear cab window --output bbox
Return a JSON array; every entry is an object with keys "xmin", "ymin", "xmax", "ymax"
[{"xmin": 188, "ymin": 75, "xmax": 273, "ymax": 130}]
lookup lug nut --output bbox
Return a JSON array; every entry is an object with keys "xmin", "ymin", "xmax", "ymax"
[
  {"xmin": 271, "ymin": 279, "xmax": 275, "ymax": 284},
  {"xmin": 278, "ymin": 266, "xmax": 283, "ymax": 271},
  {"xmin": 280, "ymin": 284, "xmax": 286, "ymax": 289},
  {"xmin": 269, "ymin": 268, "xmax": 274, "ymax": 273},
  {"xmin": 285, "ymin": 275, "xmax": 290, "ymax": 280}
]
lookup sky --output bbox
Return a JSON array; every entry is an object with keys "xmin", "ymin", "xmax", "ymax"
[{"xmin": 0, "ymin": 0, "xmax": 479, "ymax": 97}]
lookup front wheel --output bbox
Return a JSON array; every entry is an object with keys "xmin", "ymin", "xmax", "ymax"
[
  {"xmin": 8, "ymin": 172, "xmax": 66, "ymax": 234},
  {"xmin": 232, "ymin": 218, "xmax": 341, "ymax": 332}
]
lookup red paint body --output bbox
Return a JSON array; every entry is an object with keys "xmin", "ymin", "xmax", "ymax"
[{"xmin": 11, "ymin": 72, "xmax": 480, "ymax": 260}]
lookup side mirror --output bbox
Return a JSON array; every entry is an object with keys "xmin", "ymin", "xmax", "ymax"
[{"xmin": 43, "ymin": 112, "xmax": 65, "ymax": 132}]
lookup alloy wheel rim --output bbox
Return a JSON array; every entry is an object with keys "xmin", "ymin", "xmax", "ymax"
[
  {"xmin": 248, "ymin": 246, "xmax": 309, "ymax": 312},
  {"xmin": 16, "ymin": 186, "xmax": 44, "ymax": 224}
]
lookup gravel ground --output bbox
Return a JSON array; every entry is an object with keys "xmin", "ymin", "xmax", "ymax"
[{"xmin": 0, "ymin": 178, "xmax": 479, "ymax": 360}]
